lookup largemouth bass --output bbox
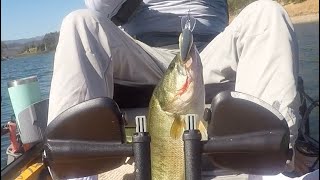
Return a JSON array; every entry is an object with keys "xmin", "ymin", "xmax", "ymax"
[{"xmin": 147, "ymin": 28, "xmax": 207, "ymax": 180}]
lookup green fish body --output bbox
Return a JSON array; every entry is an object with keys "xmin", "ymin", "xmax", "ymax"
[{"xmin": 147, "ymin": 29, "xmax": 207, "ymax": 180}]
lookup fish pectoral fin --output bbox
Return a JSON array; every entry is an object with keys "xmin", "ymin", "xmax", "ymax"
[
  {"xmin": 198, "ymin": 120, "xmax": 208, "ymax": 141},
  {"xmin": 170, "ymin": 116, "xmax": 184, "ymax": 140}
]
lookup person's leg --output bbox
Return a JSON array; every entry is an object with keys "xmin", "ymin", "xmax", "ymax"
[
  {"xmin": 48, "ymin": 9, "xmax": 178, "ymax": 180},
  {"xmin": 201, "ymin": 0, "xmax": 300, "ymax": 171},
  {"xmin": 48, "ymin": 9, "xmax": 166, "ymax": 124}
]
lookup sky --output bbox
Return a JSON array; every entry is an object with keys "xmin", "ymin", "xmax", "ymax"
[{"xmin": 1, "ymin": 0, "xmax": 86, "ymax": 41}]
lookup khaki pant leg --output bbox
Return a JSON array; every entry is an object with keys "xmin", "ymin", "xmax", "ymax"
[
  {"xmin": 48, "ymin": 9, "xmax": 166, "ymax": 124},
  {"xmin": 201, "ymin": 0, "xmax": 300, "ymax": 172}
]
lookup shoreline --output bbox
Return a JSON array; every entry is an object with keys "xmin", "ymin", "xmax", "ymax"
[
  {"xmin": 229, "ymin": 0, "xmax": 319, "ymax": 24},
  {"xmin": 1, "ymin": 51, "xmax": 54, "ymax": 61},
  {"xmin": 229, "ymin": 12, "xmax": 319, "ymax": 24},
  {"xmin": 290, "ymin": 13, "xmax": 319, "ymax": 24}
]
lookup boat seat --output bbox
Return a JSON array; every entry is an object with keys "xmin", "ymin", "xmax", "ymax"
[
  {"xmin": 43, "ymin": 88, "xmax": 290, "ymax": 179},
  {"xmin": 205, "ymin": 91, "xmax": 290, "ymax": 175},
  {"xmin": 44, "ymin": 97, "xmax": 128, "ymax": 179}
]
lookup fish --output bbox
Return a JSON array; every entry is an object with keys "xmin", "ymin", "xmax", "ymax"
[{"xmin": 147, "ymin": 28, "xmax": 208, "ymax": 180}]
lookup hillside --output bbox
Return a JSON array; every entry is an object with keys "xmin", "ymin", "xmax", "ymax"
[
  {"xmin": 2, "ymin": 37, "xmax": 44, "ymax": 57},
  {"xmin": 228, "ymin": 0, "xmax": 319, "ymax": 23},
  {"xmin": 1, "ymin": 32, "xmax": 59, "ymax": 60},
  {"xmin": 283, "ymin": 0, "xmax": 319, "ymax": 23},
  {"xmin": 4, "ymin": 35, "xmax": 44, "ymax": 46},
  {"xmin": 281, "ymin": 0, "xmax": 318, "ymax": 17}
]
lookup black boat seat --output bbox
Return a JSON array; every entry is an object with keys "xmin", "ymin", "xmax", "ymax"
[
  {"xmin": 205, "ymin": 91, "xmax": 290, "ymax": 175},
  {"xmin": 44, "ymin": 97, "xmax": 128, "ymax": 179},
  {"xmin": 43, "ymin": 89, "xmax": 291, "ymax": 179}
]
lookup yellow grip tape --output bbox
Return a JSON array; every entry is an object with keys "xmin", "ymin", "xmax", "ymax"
[{"xmin": 15, "ymin": 162, "xmax": 44, "ymax": 180}]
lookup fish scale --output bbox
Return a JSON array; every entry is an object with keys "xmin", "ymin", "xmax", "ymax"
[{"xmin": 149, "ymin": 97, "xmax": 185, "ymax": 179}]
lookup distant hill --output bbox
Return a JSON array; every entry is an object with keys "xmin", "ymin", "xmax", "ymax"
[
  {"xmin": 4, "ymin": 35, "xmax": 44, "ymax": 46},
  {"xmin": 1, "ymin": 32, "xmax": 59, "ymax": 59},
  {"xmin": 2, "ymin": 36, "xmax": 44, "ymax": 57}
]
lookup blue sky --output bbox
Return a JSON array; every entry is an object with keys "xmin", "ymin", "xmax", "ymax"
[{"xmin": 1, "ymin": 0, "xmax": 86, "ymax": 41}]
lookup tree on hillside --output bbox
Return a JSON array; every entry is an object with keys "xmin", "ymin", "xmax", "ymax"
[
  {"xmin": 37, "ymin": 43, "xmax": 46, "ymax": 52},
  {"xmin": 17, "ymin": 32, "xmax": 60, "ymax": 54},
  {"xmin": 42, "ymin": 32, "xmax": 60, "ymax": 51},
  {"xmin": 20, "ymin": 45, "xmax": 30, "ymax": 54}
]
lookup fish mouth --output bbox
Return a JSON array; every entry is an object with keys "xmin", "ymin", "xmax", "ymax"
[{"xmin": 179, "ymin": 28, "xmax": 193, "ymax": 63}]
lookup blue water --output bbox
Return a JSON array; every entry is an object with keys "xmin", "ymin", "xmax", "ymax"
[{"xmin": 1, "ymin": 22, "xmax": 319, "ymax": 170}]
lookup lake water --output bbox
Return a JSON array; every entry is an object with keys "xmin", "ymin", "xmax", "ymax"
[{"xmin": 1, "ymin": 22, "xmax": 319, "ymax": 169}]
